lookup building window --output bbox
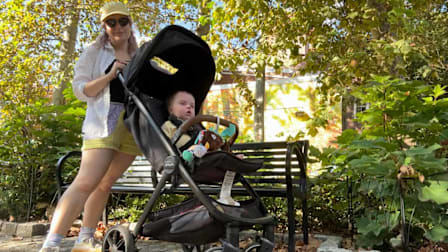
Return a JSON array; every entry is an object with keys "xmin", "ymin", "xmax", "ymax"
[{"xmin": 353, "ymin": 101, "xmax": 369, "ymax": 118}]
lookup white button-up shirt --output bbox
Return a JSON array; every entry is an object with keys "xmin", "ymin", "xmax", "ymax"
[{"xmin": 72, "ymin": 42, "xmax": 116, "ymax": 140}]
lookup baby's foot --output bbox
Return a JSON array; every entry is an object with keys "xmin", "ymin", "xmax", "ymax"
[{"xmin": 218, "ymin": 197, "xmax": 240, "ymax": 206}]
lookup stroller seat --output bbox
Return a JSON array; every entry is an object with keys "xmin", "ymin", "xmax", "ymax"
[
  {"xmin": 170, "ymin": 114, "xmax": 264, "ymax": 183},
  {"xmin": 192, "ymin": 150, "xmax": 263, "ymax": 183}
]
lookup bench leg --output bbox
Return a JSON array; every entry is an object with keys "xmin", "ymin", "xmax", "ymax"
[
  {"xmin": 102, "ymin": 207, "xmax": 108, "ymax": 226},
  {"xmin": 287, "ymin": 193, "xmax": 296, "ymax": 252},
  {"xmin": 300, "ymin": 177, "xmax": 309, "ymax": 245}
]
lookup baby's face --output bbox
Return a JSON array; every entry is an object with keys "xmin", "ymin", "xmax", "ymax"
[{"xmin": 170, "ymin": 91, "xmax": 196, "ymax": 121}]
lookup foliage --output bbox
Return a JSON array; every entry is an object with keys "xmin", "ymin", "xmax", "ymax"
[
  {"xmin": 164, "ymin": 0, "xmax": 448, "ymax": 136},
  {"xmin": 0, "ymin": 0, "xmax": 170, "ymax": 107},
  {"xmin": 0, "ymin": 87, "xmax": 84, "ymax": 220},
  {"xmin": 0, "ymin": 0, "xmax": 173, "ymax": 220},
  {"xmin": 1, "ymin": 3, "xmax": 447, "ymax": 251},
  {"xmin": 314, "ymin": 76, "xmax": 448, "ymax": 248},
  {"xmin": 306, "ymin": 175, "xmax": 350, "ymax": 234}
]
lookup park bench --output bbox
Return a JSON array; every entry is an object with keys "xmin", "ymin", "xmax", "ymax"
[{"xmin": 56, "ymin": 140, "xmax": 309, "ymax": 251}]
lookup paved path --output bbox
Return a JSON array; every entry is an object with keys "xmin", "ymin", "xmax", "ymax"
[
  {"xmin": 0, "ymin": 234, "xmax": 184, "ymax": 252},
  {"xmin": 0, "ymin": 223, "xmax": 366, "ymax": 252}
]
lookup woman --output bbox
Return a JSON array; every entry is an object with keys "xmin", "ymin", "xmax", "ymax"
[{"xmin": 40, "ymin": 2, "xmax": 140, "ymax": 251}]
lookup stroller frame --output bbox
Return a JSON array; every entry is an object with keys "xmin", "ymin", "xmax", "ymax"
[
  {"xmin": 108, "ymin": 73, "xmax": 276, "ymax": 252},
  {"xmin": 102, "ymin": 25, "xmax": 276, "ymax": 252}
]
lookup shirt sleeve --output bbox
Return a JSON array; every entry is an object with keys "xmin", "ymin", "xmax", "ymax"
[{"xmin": 72, "ymin": 45, "xmax": 99, "ymax": 102}]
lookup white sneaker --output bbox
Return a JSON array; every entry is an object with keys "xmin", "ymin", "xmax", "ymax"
[
  {"xmin": 217, "ymin": 196, "xmax": 240, "ymax": 206},
  {"xmin": 71, "ymin": 237, "xmax": 102, "ymax": 252}
]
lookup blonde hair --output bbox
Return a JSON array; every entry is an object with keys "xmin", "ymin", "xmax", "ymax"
[{"xmin": 94, "ymin": 23, "xmax": 138, "ymax": 56}]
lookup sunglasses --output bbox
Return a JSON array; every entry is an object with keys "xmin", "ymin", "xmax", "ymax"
[{"xmin": 105, "ymin": 17, "xmax": 130, "ymax": 28}]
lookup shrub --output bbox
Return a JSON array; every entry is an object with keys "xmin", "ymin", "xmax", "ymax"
[
  {"xmin": 0, "ymin": 91, "xmax": 84, "ymax": 221},
  {"xmin": 313, "ymin": 76, "xmax": 448, "ymax": 249}
]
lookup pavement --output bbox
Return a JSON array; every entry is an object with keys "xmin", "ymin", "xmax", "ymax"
[
  {"xmin": 0, "ymin": 234, "xmax": 185, "ymax": 252},
  {"xmin": 0, "ymin": 220, "xmax": 185, "ymax": 252},
  {"xmin": 0, "ymin": 221, "xmax": 380, "ymax": 252}
]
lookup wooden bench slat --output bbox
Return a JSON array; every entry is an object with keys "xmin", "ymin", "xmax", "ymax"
[
  {"xmin": 232, "ymin": 150, "xmax": 287, "ymax": 156},
  {"xmin": 231, "ymin": 141, "xmax": 288, "ymax": 150}
]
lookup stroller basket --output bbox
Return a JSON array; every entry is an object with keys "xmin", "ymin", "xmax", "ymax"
[{"xmin": 142, "ymin": 197, "xmax": 266, "ymax": 245}]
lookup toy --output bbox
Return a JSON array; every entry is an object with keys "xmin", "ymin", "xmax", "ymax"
[
  {"xmin": 181, "ymin": 129, "xmax": 224, "ymax": 163},
  {"xmin": 182, "ymin": 122, "xmax": 240, "ymax": 206},
  {"xmin": 182, "ymin": 123, "xmax": 235, "ymax": 163}
]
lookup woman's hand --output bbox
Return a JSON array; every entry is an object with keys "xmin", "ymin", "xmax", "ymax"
[
  {"xmin": 108, "ymin": 59, "xmax": 129, "ymax": 80},
  {"xmin": 83, "ymin": 59, "xmax": 130, "ymax": 97}
]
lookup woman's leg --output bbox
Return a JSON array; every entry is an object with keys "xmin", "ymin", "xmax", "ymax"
[
  {"xmin": 81, "ymin": 152, "xmax": 136, "ymax": 229},
  {"xmin": 48, "ymin": 149, "xmax": 115, "ymax": 235}
]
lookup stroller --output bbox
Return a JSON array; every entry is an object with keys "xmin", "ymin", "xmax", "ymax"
[{"xmin": 103, "ymin": 25, "xmax": 276, "ymax": 252}]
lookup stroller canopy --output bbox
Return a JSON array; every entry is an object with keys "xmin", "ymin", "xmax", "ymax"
[
  {"xmin": 123, "ymin": 25, "xmax": 216, "ymax": 172},
  {"xmin": 123, "ymin": 25, "xmax": 216, "ymax": 114}
]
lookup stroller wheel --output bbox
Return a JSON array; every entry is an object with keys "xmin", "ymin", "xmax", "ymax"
[
  {"xmin": 244, "ymin": 243, "xmax": 261, "ymax": 252},
  {"xmin": 182, "ymin": 244, "xmax": 213, "ymax": 252},
  {"xmin": 182, "ymin": 244, "xmax": 211, "ymax": 252},
  {"xmin": 102, "ymin": 225, "xmax": 136, "ymax": 252},
  {"xmin": 203, "ymin": 247, "xmax": 223, "ymax": 252}
]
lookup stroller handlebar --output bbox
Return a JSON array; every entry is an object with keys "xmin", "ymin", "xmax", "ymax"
[{"xmin": 173, "ymin": 115, "xmax": 239, "ymax": 149}]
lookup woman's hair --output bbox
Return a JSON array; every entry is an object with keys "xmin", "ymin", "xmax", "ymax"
[{"xmin": 94, "ymin": 21, "xmax": 138, "ymax": 56}]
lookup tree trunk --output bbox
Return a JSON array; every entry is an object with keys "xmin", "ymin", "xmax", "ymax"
[
  {"xmin": 196, "ymin": 0, "xmax": 211, "ymax": 116},
  {"xmin": 52, "ymin": 0, "xmax": 79, "ymax": 105},
  {"xmin": 254, "ymin": 64, "xmax": 265, "ymax": 142},
  {"xmin": 195, "ymin": 0, "xmax": 211, "ymax": 37},
  {"xmin": 342, "ymin": 95, "xmax": 355, "ymax": 130}
]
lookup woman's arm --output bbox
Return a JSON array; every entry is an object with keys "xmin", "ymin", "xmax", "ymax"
[
  {"xmin": 72, "ymin": 45, "xmax": 127, "ymax": 100},
  {"xmin": 83, "ymin": 60, "xmax": 127, "ymax": 97}
]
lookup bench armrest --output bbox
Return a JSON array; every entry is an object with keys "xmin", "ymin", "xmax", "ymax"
[{"xmin": 55, "ymin": 151, "xmax": 82, "ymax": 197}]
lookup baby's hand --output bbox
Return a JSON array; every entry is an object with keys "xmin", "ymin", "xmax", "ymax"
[{"xmin": 235, "ymin": 154, "xmax": 244, "ymax": 159}]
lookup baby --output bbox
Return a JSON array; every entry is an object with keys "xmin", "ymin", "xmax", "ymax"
[
  {"xmin": 162, "ymin": 90, "xmax": 240, "ymax": 206},
  {"xmin": 161, "ymin": 90, "xmax": 198, "ymax": 150}
]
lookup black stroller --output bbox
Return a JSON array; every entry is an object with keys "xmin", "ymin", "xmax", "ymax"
[{"xmin": 104, "ymin": 25, "xmax": 276, "ymax": 252}]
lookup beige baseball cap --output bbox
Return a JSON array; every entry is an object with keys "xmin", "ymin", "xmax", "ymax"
[{"xmin": 100, "ymin": 1, "xmax": 130, "ymax": 22}]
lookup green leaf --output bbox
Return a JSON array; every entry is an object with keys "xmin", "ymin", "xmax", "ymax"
[
  {"xmin": 336, "ymin": 129, "xmax": 358, "ymax": 145},
  {"xmin": 347, "ymin": 11, "xmax": 359, "ymax": 19},
  {"xmin": 406, "ymin": 144, "xmax": 441, "ymax": 156},
  {"xmin": 424, "ymin": 225, "xmax": 448, "ymax": 242},
  {"xmin": 433, "ymin": 85, "xmax": 447, "ymax": 100},
  {"xmin": 349, "ymin": 156, "xmax": 392, "ymax": 176},
  {"xmin": 356, "ymin": 212, "xmax": 399, "ymax": 236},
  {"xmin": 418, "ymin": 180, "xmax": 448, "ymax": 204}
]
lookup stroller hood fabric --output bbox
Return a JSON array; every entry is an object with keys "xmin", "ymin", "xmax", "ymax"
[
  {"xmin": 122, "ymin": 25, "xmax": 215, "ymax": 172},
  {"xmin": 123, "ymin": 25, "xmax": 215, "ymax": 114}
]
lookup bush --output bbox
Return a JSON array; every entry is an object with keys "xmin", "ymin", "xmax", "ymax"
[
  {"xmin": 312, "ymin": 77, "xmax": 448, "ymax": 249},
  {"xmin": 0, "ymin": 92, "xmax": 84, "ymax": 221}
]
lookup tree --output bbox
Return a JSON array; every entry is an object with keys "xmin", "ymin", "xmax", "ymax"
[
  {"xmin": 165, "ymin": 0, "xmax": 448, "ymax": 135},
  {"xmin": 51, "ymin": 0, "xmax": 80, "ymax": 105},
  {"xmin": 165, "ymin": 1, "xmax": 299, "ymax": 140},
  {"xmin": 0, "ymin": 0, "xmax": 169, "ymax": 220}
]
